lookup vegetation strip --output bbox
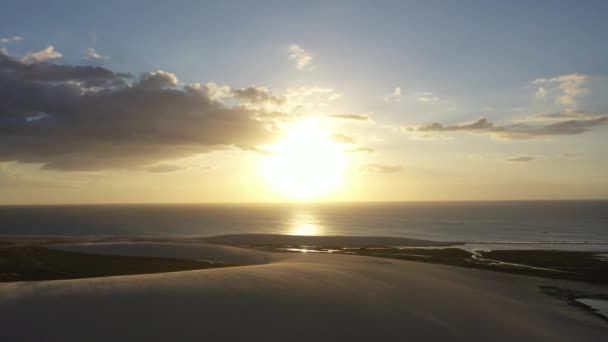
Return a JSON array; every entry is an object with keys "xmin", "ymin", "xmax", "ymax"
[{"xmin": 0, "ymin": 246, "xmax": 234, "ymax": 282}]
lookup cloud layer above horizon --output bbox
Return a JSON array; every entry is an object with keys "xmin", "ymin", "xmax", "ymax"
[{"xmin": 0, "ymin": 50, "xmax": 279, "ymax": 171}]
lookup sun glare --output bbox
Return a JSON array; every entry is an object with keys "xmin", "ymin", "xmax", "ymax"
[{"xmin": 260, "ymin": 120, "xmax": 348, "ymax": 200}]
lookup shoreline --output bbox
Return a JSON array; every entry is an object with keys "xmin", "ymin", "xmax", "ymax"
[{"xmin": 1, "ymin": 234, "xmax": 607, "ymax": 284}]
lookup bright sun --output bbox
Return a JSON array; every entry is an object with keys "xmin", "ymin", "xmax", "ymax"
[{"xmin": 260, "ymin": 120, "xmax": 348, "ymax": 200}]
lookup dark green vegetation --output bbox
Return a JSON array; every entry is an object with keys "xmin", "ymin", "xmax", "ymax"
[
  {"xmin": 478, "ymin": 250, "xmax": 608, "ymax": 283},
  {"xmin": 0, "ymin": 246, "xmax": 233, "ymax": 282}
]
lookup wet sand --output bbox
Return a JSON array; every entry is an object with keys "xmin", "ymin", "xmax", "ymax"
[{"xmin": 1, "ymin": 241, "xmax": 607, "ymax": 341}]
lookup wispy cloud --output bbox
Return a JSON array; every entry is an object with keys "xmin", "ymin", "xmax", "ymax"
[
  {"xmin": 384, "ymin": 87, "xmax": 402, "ymax": 102},
  {"xmin": 327, "ymin": 114, "xmax": 369, "ymax": 121},
  {"xmin": 331, "ymin": 134, "xmax": 356, "ymax": 144},
  {"xmin": 405, "ymin": 115, "xmax": 608, "ymax": 140},
  {"xmin": 416, "ymin": 91, "xmax": 439, "ymax": 103},
  {"xmin": 344, "ymin": 146, "xmax": 374, "ymax": 154},
  {"xmin": 505, "ymin": 155, "xmax": 534, "ymax": 163},
  {"xmin": 524, "ymin": 110, "xmax": 602, "ymax": 121},
  {"xmin": 361, "ymin": 164, "xmax": 404, "ymax": 174},
  {"xmin": 142, "ymin": 163, "xmax": 185, "ymax": 173},
  {"xmin": 86, "ymin": 48, "xmax": 109, "ymax": 61},
  {"xmin": 0, "ymin": 36, "xmax": 23, "ymax": 44},
  {"xmin": 288, "ymin": 44, "xmax": 312, "ymax": 70}
]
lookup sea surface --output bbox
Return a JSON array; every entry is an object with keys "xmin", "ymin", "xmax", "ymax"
[{"xmin": 1, "ymin": 201, "xmax": 607, "ymax": 250}]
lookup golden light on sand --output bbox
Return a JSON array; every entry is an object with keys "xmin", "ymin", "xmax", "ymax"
[{"xmin": 260, "ymin": 120, "xmax": 348, "ymax": 200}]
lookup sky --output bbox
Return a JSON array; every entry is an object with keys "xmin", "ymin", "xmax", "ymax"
[{"xmin": 1, "ymin": 0, "xmax": 607, "ymax": 204}]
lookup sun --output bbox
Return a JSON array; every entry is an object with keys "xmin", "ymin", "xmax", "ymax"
[{"xmin": 260, "ymin": 120, "xmax": 348, "ymax": 200}]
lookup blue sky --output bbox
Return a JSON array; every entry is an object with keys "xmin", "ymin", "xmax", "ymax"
[
  {"xmin": 4, "ymin": 1, "xmax": 607, "ymax": 82},
  {"xmin": 1, "ymin": 1, "xmax": 607, "ymax": 203},
  {"xmin": 3, "ymin": 1, "xmax": 607, "ymax": 120}
]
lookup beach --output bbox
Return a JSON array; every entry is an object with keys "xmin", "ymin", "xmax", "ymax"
[{"xmin": 1, "ymin": 238, "xmax": 607, "ymax": 341}]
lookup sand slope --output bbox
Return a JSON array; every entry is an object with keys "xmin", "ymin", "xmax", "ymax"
[
  {"xmin": 1, "ymin": 244, "xmax": 606, "ymax": 341},
  {"xmin": 53, "ymin": 242, "xmax": 277, "ymax": 265}
]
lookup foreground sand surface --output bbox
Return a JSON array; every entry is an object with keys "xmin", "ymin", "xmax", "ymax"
[{"xmin": 1, "ymin": 242, "xmax": 607, "ymax": 341}]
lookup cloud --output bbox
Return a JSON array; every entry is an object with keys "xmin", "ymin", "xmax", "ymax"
[
  {"xmin": 327, "ymin": 114, "xmax": 369, "ymax": 121},
  {"xmin": 344, "ymin": 147, "xmax": 374, "ymax": 154},
  {"xmin": 406, "ymin": 115, "xmax": 607, "ymax": 140},
  {"xmin": 0, "ymin": 36, "xmax": 23, "ymax": 44},
  {"xmin": 186, "ymin": 83, "xmax": 286, "ymax": 108},
  {"xmin": 184, "ymin": 82, "xmax": 232, "ymax": 101},
  {"xmin": 331, "ymin": 134, "xmax": 356, "ymax": 144},
  {"xmin": 533, "ymin": 73, "xmax": 589, "ymax": 107},
  {"xmin": 21, "ymin": 46, "xmax": 63, "ymax": 64},
  {"xmin": 143, "ymin": 163, "xmax": 184, "ymax": 173},
  {"xmin": 288, "ymin": 44, "xmax": 312, "ymax": 70},
  {"xmin": 86, "ymin": 48, "xmax": 109, "ymax": 61},
  {"xmin": 286, "ymin": 86, "xmax": 334, "ymax": 98},
  {"xmin": 0, "ymin": 51, "xmax": 129, "ymax": 87},
  {"xmin": 384, "ymin": 87, "xmax": 402, "ymax": 102},
  {"xmin": 534, "ymin": 86, "xmax": 547, "ymax": 99},
  {"xmin": 232, "ymin": 86, "xmax": 285, "ymax": 105},
  {"xmin": 362, "ymin": 164, "xmax": 403, "ymax": 174},
  {"xmin": 280, "ymin": 86, "xmax": 340, "ymax": 112},
  {"xmin": 137, "ymin": 70, "xmax": 179, "ymax": 89},
  {"xmin": 526, "ymin": 110, "xmax": 601, "ymax": 121},
  {"xmin": 328, "ymin": 93, "xmax": 342, "ymax": 101},
  {"xmin": 416, "ymin": 92, "xmax": 439, "ymax": 103},
  {"xmin": 505, "ymin": 156, "xmax": 534, "ymax": 162},
  {"xmin": 0, "ymin": 50, "xmax": 277, "ymax": 171}
]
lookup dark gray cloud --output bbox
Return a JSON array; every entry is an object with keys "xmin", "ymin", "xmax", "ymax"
[
  {"xmin": 505, "ymin": 156, "xmax": 534, "ymax": 162},
  {"xmin": 0, "ymin": 51, "xmax": 129, "ymax": 87},
  {"xmin": 407, "ymin": 116, "xmax": 607, "ymax": 140},
  {"xmin": 327, "ymin": 114, "xmax": 369, "ymax": 121},
  {"xmin": 0, "ymin": 51, "xmax": 277, "ymax": 171}
]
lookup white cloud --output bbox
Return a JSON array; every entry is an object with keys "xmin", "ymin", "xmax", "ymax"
[
  {"xmin": 185, "ymin": 82, "xmax": 232, "ymax": 101},
  {"xmin": 533, "ymin": 73, "xmax": 589, "ymax": 108},
  {"xmin": 0, "ymin": 36, "xmax": 23, "ymax": 44},
  {"xmin": 21, "ymin": 45, "xmax": 63, "ymax": 64},
  {"xmin": 384, "ymin": 87, "xmax": 402, "ymax": 102},
  {"xmin": 86, "ymin": 48, "xmax": 109, "ymax": 61},
  {"xmin": 288, "ymin": 44, "xmax": 313, "ymax": 70},
  {"xmin": 417, "ymin": 91, "xmax": 439, "ymax": 103}
]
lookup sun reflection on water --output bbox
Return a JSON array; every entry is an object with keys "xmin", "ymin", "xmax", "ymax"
[{"xmin": 286, "ymin": 210, "xmax": 325, "ymax": 236}]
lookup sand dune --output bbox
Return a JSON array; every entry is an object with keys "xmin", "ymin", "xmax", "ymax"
[
  {"xmin": 54, "ymin": 242, "xmax": 277, "ymax": 265},
  {"xmin": 1, "ymin": 243, "xmax": 607, "ymax": 341}
]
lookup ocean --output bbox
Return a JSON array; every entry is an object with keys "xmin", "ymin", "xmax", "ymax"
[{"xmin": 1, "ymin": 201, "xmax": 607, "ymax": 248}]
